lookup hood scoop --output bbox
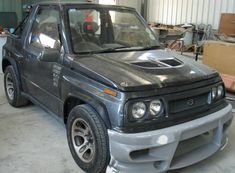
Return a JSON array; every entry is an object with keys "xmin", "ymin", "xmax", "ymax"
[{"xmin": 130, "ymin": 58, "xmax": 183, "ymax": 69}]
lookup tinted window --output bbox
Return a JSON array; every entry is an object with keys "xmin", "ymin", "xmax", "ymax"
[{"xmin": 30, "ymin": 8, "xmax": 60, "ymax": 49}]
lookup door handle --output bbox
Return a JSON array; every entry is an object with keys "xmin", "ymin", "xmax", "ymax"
[{"xmin": 16, "ymin": 55, "xmax": 24, "ymax": 62}]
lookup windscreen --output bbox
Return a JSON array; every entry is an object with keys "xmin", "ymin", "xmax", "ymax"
[{"xmin": 68, "ymin": 8, "xmax": 160, "ymax": 54}]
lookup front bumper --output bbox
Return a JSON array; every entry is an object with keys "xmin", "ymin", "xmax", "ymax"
[{"xmin": 107, "ymin": 104, "xmax": 233, "ymax": 173}]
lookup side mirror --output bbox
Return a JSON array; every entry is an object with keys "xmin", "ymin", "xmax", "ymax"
[{"xmin": 38, "ymin": 48, "xmax": 60, "ymax": 62}]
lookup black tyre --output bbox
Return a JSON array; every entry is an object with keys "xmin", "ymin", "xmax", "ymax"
[
  {"xmin": 4, "ymin": 66, "xmax": 28, "ymax": 107},
  {"xmin": 67, "ymin": 104, "xmax": 110, "ymax": 173}
]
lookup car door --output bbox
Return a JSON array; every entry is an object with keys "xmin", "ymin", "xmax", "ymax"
[{"xmin": 21, "ymin": 6, "xmax": 63, "ymax": 114}]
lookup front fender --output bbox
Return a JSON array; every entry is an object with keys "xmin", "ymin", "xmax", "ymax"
[
  {"xmin": 61, "ymin": 74, "xmax": 117, "ymax": 129},
  {"xmin": 65, "ymin": 92, "xmax": 112, "ymax": 129}
]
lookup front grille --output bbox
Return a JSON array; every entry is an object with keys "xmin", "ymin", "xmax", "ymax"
[
  {"xmin": 169, "ymin": 92, "xmax": 210, "ymax": 114},
  {"xmin": 122, "ymin": 82, "xmax": 227, "ymax": 133}
]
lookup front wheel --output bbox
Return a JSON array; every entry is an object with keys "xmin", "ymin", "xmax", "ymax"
[{"xmin": 67, "ymin": 104, "xmax": 110, "ymax": 173}]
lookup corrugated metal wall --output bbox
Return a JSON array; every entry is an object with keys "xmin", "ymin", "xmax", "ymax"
[
  {"xmin": 117, "ymin": 0, "xmax": 141, "ymax": 12},
  {"xmin": 148, "ymin": 0, "xmax": 235, "ymax": 29},
  {"xmin": 22, "ymin": 0, "xmax": 87, "ymax": 5},
  {"xmin": 0, "ymin": 0, "xmax": 22, "ymax": 22},
  {"xmin": 99, "ymin": 0, "xmax": 141, "ymax": 12},
  {"xmin": 21, "ymin": 0, "xmax": 87, "ymax": 19}
]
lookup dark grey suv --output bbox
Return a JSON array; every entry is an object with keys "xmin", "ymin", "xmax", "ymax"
[{"xmin": 2, "ymin": 2, "xmax": 233, "ymax": 173}]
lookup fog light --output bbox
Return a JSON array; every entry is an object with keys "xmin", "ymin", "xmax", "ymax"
[{"xmin": 157, "ymin": 135, "xmax": 168, "ymax": 145}]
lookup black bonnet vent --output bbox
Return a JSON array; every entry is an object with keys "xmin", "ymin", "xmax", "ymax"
[
  {"xmin": 160, "ymin": 59, "xmax": 182, "ymax": 66},
  {"xmin": 131, "ymin": 58, "xmax": 183, "ymax": 69},
  {"xmin": 131, "ymin": 61, "xmax": 166, "ymax": 68}
]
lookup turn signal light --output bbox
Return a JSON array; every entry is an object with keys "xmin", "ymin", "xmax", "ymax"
[{"xmin": 103, "ymin": 88, "xmax": 117, "ymax": 97}]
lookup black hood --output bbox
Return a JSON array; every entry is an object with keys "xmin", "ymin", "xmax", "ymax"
[{"xmin": 71, "ymin": 49, "xmax": 219, "ymax": 91}]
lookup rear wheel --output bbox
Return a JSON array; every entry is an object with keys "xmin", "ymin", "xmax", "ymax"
[
  {"xmin": 4, "ymin": 66, "xmax": 28, "ymax": 107},
  {"xmin": 67, "ymin": 104, "xmax": 110, "ymax": 173}
]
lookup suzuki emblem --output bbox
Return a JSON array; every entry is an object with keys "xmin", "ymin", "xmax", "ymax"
[{"xmin": 187, "ymin": 98, "xmax": 194, "ymax": 106}]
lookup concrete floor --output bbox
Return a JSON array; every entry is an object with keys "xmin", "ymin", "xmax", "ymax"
[
  {"xmin": 0, "ymin": 73, "xmax": 235, "ymax": 173},
  {"xmin": 0, "ymin": 74, "xmax": 84, "ymax": 173}
]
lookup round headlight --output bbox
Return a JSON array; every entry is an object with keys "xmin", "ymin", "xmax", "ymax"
[
  {"xmin": 217, "ymin": 85, "xmax": 224, "ymax": 98},
  {"xmin": 150, "ymin": 100, "xmax": 163, "ymax": 116},
  {"xmin": 132, "ymin": 102, "xmax": 146, "ymax": 119},
  {"xmin": 211, "ymin": 87, "xmax": 217, "ymax": 100}
]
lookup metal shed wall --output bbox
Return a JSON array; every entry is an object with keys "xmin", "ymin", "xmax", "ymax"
[
  {"xmin": 0, "ymin": 0, "xmax": 22, "ymax": 22},
  {"xmin": 116, "ymin": 0, "xmax": 141, "ymax": 12},
  {"xmin": 22, "ymin": 0, "xmax": 87, "ymax": 5},
  {"xmin": 148, "ymin": 0, "xmax": 235, "ymax": 29}
]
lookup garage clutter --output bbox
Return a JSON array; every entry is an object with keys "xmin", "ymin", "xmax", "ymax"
[
  {"xmin": 203, "ymin": 14, "xmax": 235, "ymax": 96},
  {"xmin": 149, "ymin": 13, "xmax": 235, "ymax": 111},
  {"xmin": 0, "ymin": 12, "xmax": 17, "ymax": 35},
  {"xmin": 149, "ymin": 13, "xmax": 235, "ymax": 55}
]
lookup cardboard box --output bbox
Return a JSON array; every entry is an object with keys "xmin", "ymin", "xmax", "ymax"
[
  {"xmin": 203, "ymin": 41, "xmax": 235, "ymax": 76},
  {"xmin": 219, "ymin": 13, "xmax": 235, "ymax": 36},
  {"xmin": 203, "ymin": 41, "xmax": 235, "ymax": 92}
]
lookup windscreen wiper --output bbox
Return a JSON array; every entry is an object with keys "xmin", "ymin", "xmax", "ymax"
[
  {"xmin": 80, "ymin": 45, "xmax": 161, "ymax": 55},
  {"xmin": 140, "ymin": 45, "xmax": 162, "ymax": 51},
  {"xmin": 80, "ymin": 46, "xmax": 132, "ymax": 54}
]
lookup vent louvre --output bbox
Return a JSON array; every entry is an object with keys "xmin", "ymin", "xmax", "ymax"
[
  {"xmin": 160, "ymin": 59, "xmax": 181, "ymax": 66},
  {"xmin": 131, "ymin": 61, "xmax": 165, "ymax": 68},
  {"xmin": 130, "ymin": 58, "xmax": 183, "ymax": 69}
]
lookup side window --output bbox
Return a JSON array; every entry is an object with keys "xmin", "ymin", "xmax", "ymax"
[{"xmin": 30, "ymin": 8, "xmax": 60, "ymax": 49}]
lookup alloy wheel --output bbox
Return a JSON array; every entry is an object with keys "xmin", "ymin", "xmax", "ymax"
[
  {"xmin": 71, "ymin": 118, "xmax": 95, "ymax": 163},
  {"xmin": 6, "ymin": 72, "xmax": 15, "ymax": 101}
]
